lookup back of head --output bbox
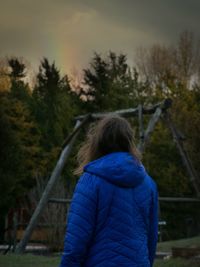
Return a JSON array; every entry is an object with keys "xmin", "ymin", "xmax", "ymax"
[
  {"xmin": 95, "ymin": 114, "xmax": 136, "ymax": 155},
  {"xmin": 74, "ymin": 114, "xmax": 141, "ymax": 175}
]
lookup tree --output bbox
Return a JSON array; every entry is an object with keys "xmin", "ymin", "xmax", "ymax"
[
  {"xmin": 174, "ymin": 31, "xmax": 197, "ymax": 86},
  {"xmin": 0, "ymin": 90, "xmax": 41, "ymax": 241},
  {"xmin": 135, "ymin": 31, "xmax": 200, "ymax": 100},
  {"xmin": 8, "ymin": 57, "xmax": 32, "ymax": 106},
  {"xmin": 80, "ymin": 52, "xmax": 147, "ymax": 112},
  {"xmin": 8, "ymin": 58, "xmax": 26, "ymax": 79},
  {"xmin": 32, "ymin": 58, "xmax": 74, "ymax": 149},
  {"xmin": 0, "ymin": 58, "xmax": 11, "ymax": 93}
]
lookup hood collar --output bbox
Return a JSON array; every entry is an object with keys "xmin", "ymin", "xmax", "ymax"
[{"xmin": 83, "ymin": 152, "xmax": 146, "ymax": 188}]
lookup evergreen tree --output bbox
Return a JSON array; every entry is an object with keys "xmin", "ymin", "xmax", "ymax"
[
  {"xmin": 8, "ymin": 57, "xmax": 32, "ymax": 106},
  {"xmin": 81, "ymin": 52, "xmax": 146, "ymax": 112},
  {"xmin": 32, "ymin": 58, "xmax": 74, "ymax": 150},
  {"xmin": 0, "ymin": 90, "xmax": 41, "ymax": 240}
]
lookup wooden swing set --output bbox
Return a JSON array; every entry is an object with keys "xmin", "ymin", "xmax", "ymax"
[{"xmin": 15, "ymin": 98, "xmax": 200, "ymax": 253}]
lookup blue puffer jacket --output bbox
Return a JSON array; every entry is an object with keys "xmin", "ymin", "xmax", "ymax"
[{"xmin": 59, "ymin": 152, "xmax": 158, "ymax": 267}]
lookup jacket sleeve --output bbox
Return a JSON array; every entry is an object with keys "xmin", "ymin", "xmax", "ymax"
[
  {"xmin": 148, "ymin": 183, "xmax": 159, "ymax": 267},
  {"xmin": 59, "ymin": 173, "xmax": 98, "ymax": 267}
]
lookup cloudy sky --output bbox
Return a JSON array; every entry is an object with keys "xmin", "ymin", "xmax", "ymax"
[{"xmin": 0, "ymin": 0, "xmax": 200, "ymax": 74}]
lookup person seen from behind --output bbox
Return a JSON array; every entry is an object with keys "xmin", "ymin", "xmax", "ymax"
[{"xmin": 59, "ymin": 114, "xmax": 158, "ymax": 267}]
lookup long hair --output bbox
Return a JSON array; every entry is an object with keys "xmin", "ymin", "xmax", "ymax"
[{"xmin": 74, "ymin": 114, "xmax": 141, "ymax": 176}]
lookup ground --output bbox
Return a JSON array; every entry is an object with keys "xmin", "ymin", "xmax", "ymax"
[
  {"xmin": 157, "ymin": 235, "xmax": 200, "ymax": 252},
  {"xmin": 0, "ymin": 236, "xmax": 199, "ymax": 267},
  {"xmin": 0, "ymin": 254, "xmax": 200, "ymax": 267}
]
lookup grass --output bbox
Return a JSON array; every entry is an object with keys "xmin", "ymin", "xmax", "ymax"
[
  {"xmin": 157, "ymin": 235, "xmax": 200, "ymax": 252},
  {"xmin": 0, "ymin": 254, "xmax": 199, "ymax": 267},
  {"xmin": 154, "ymin": 258, "xmax": 200, "ymax": 267},
  {"xmin": 0, "ymin": 253, "xmax": 199, "ymax": 267},
  {"xmin": 0, "ymin": 254, "xmax": 60, "ymax": 267},
  {"xmin": 0, "ymin": 236, "xmax": 199, "ymax": 267}
]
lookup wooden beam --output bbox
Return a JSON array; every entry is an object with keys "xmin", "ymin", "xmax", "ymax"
[
  {"xmin": 159, "ymin": 197, "xmax": 200, "ymax": 202},
  {"xmin": 138, "ymin": 104, "xmax": 145, "ymax": 150},
  {"xmin": 15, "ymin": 120, "xmax": 82, "ymax": 254},
  {"xmin": 48, "ymin": 198, "xmax": 71, "ymax": 204},
  {"xmin": 138, "ymin": 104, "xmax": 144, "ymax": 140},
  {"xmin": 137, "ymin": 106, "xmax": 162, "ymax": 153},
  {"xmin": 164, "ymin": 112, "xmax": 200, "ymax": 197},
  {"xmin": 48, "ymin": 196, "xmax": 200, "ymax": 204},
  {"xmin": 75, "ymin": 98, "xmax": 172, "ymax": 121},
  {"xmin": 62, "ymin": 114, "xmax": 91, "ymax": 148}
]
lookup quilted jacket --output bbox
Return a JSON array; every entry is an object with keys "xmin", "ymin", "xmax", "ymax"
[{"xmin": 59, "ymin": 151, "xmax": 158, "ymax": 267}]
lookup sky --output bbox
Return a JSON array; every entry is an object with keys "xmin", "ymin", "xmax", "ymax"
[{"xmin": 0, "ymin": 0, "xmax": 200, "ymax": 75}]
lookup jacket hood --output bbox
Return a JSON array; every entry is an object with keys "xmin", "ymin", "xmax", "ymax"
[{"xmin": 83, "ymin": 151, "xmax": 146, "ymax": 187}]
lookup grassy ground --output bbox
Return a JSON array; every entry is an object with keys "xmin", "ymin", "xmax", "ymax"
[
  {"xmin": 0, "ymin": 254, "xmax": 199, "ymax": 267},
  {"xmin": 154, "ymin": 258, "xmax": 200, "ymax": 267},
  {"xmin": 157, "ymin": 235, "xmax": 200, "ymax": 252},
  {"xmin": 0, "ymin": 236, "xmax": 199, "ymax": 267},
  {"xmin": 0, "ymin": 254, "xmax": 60, "ymax": 267}
]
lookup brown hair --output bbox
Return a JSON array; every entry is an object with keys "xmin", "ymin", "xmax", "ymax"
[{"xmin": 74, "ymin": 114, "xmax": 141, "ymax": 176}]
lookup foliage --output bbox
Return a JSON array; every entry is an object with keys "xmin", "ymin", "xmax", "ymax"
[
  {"xmin": 80, "ymin": 52, "xmax": 148, "ymax": 112},
  {"xmin": 0, "ymin": 91, "xmax": 41, "ymax": 241},
  {"xmin": 32, "ymin": 58, "xmax": 75, "ymax": 149},
  {"xmin": 0, "ymin": 59, "xmax": 41, "ymax": 241}
]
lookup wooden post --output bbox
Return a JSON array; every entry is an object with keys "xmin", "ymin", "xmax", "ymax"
[
  {"xmin": 62, "ymin": 114, "xmax": 91, "ymax": 148},
  {"xmin": 15, "ymin": 119, "xmax": 83, "ymax": 254},
  {"xmin": 138, "ymin": 104, "xmax": 145, "ymax": 150},
  {"xmin": 48, "ymin": 198, "xmax": 71, "ymax": 204},
  {"xmin": 164, "ymin": 112, "xmax": 200, "ymax": 197},
  {"xmin": 12, "ymin": 212, "xmax": 18, "ymax": 252},
  {"xmin": 137, "ymin": 106, "xmax": 162, "ymax": 153}
]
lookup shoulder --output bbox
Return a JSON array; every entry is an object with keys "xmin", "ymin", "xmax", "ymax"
[
  {"xmin": 149, "ymin": 176, "xmax": 157, "ymax": 191},
  {"xmin": 75, "ymin": 172, "xmax": 101, "ymax": 192},
  {"xmin": 146, "ymin": 176, "xmax": 158, "ymax": 203},
  {"xmin": 70, "ymin": 173, "xmax": 100, "ymax": 206},
  {"xmin": 140, "ymin": 174, "xmax": 158, "ymax": 198}
]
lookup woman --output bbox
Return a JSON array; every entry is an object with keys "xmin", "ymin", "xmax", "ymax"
[{"xmin": 59, "ymin": 114, "xmax": 158, "ymax": 267}]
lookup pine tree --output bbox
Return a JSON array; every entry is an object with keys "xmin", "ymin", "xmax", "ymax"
[
  {"xmin": 8, "ymin": 57, "xmax": 32, "ymax": 106},
  {"xmin": 81, "ymin": 52, "xmax": 146, "ymax": 112},
  {"xmin": 32, "ymin": 58, "xmax": 74, "ymax": 150},
  {"xmin": 0, "ymin": 91, "xmax": 41, "ymax": 240}
]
